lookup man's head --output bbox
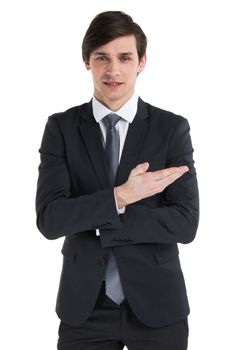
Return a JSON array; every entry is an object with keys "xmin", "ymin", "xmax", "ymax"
[
  {"xmin": 82, "ymin": 11, "xmax": 147, "ymax": 63},
  {"xmin": 82, "ymin": 11, "xmax": 147, "ymax": 111}
]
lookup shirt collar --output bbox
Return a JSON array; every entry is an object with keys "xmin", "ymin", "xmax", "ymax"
[{"xmin": 92, "ymin": 93, "xmax": 139, "ymax": 123}]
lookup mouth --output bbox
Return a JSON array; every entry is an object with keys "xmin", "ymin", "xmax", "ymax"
[{"xmin": 103, "ymin": 82, "xmax": 123, "ymax": 87}]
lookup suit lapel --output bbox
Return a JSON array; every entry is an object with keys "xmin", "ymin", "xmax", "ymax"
[
  {"xmin": 77, "ymin": 99, "xmax": 150, "ymax": 189},
  {"xmin": 78, "ymin": 102, "xmax": 110, "ymax": 189},
  {"xmin": 116, "ymin": 99, "xmax": 149, "ymax": 186}
]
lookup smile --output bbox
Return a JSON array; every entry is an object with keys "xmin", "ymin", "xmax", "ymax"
[{"xmin": 104, "ymin": 82, "xmax": 123, "ymax": 87}]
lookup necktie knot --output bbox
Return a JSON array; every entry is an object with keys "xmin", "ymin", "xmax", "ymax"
[{"xmin": 102, "ymin": 113, "xmax": 121, "ymax": 129}]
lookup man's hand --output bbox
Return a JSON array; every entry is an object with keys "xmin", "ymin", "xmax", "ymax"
[{"xmin": 115, "ymin": 162, "xmax": 189, "ymax": 209}]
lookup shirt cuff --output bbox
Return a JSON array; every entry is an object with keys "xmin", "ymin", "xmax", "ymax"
[
  {"xmin": 114, "ymin": 187, "xmax": 125, "ymax": 214},
  {"xmin": 96, "ymin": 189, "xmax": 125, "ymax": 236}
]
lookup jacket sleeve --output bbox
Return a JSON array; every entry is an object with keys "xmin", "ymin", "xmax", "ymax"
[
  {"xmin": 35, "ymin": 116, "xmax": 123, "ymax": 240},
  {"xmin": 99, "ymin": 117, "xmax": 199, "ymax": 248}
]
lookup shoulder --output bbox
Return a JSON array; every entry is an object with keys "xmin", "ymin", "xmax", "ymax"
[
  {"xmin": 47, "ymin": 101, "xmax": 92, "ymax": 129},
  {"xmin": 143, "ymin": 100, "xmax": 187, "ymax": 125}
]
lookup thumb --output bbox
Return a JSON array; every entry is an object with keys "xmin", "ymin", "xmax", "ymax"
[{"xmin": 131, "ymin": 162, "xmax": 150, "ymax": 176}]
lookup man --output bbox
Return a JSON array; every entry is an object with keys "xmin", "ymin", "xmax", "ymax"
[{"xmin": 36, "ymin": 11, "xmax": 199, "ymax": 350}]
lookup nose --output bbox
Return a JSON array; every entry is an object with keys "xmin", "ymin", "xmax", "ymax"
[{"xmin": 106, "ymin": 59, "xmax": 120, "ymax": 77}]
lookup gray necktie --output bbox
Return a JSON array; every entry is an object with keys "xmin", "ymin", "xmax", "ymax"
[{"xmin": 102, "ymin": 113, "xmax": 125, "ymax": 305}]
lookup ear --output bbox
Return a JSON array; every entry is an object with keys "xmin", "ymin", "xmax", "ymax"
[
  {"xmin": 85, "ymin": 62, "xmax": 91, "ymax": 71},
  {"xmin": 138, "ymin": 53, "xmax": 147, "ymax": 73}
]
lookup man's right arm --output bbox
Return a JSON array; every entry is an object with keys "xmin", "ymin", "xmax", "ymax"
[
  {"xmin": 100, "ymin": 117, "xmax": 199, "ymax": 247},
  {"xmin": 115, "ymin": 162, "xmax": 189, "ymax": 209}
]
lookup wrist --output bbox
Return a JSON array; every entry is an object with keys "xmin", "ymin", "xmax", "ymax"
[{"xmin": 115, "ymin": 185, "xmax": 129, "ymax": 209}]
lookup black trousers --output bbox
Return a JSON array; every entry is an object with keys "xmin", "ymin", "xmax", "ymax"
[{"xmin": 57, "ymin": 282, "xmax": 189, "ymax": 350}]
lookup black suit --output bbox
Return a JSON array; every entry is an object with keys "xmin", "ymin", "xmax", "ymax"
[{"xmin": 36, "ymin": 98, "xmax": 199, "ymax": 330}]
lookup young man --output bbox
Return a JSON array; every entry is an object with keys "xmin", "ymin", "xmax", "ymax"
[{"xmin": 36, "ymin": 11, "xmax": 199, "ymax": 350}]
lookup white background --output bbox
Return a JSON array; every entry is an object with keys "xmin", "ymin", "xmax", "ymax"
[{"xmin": 0, "ymin": 0, "xmax": 232, "ymax": 348}]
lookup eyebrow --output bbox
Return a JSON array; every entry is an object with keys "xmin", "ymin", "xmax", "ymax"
[{"xmin": 93, "ymin": 52, "xmax": 134, "ymax": 56}]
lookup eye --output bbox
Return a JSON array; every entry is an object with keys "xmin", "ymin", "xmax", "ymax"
[
  {"xmin": 120, "ymin": 55, "xmax": 132, "ymax": 62},
  {"xmin": 96, "ymin": 55, "xmax": 108, "ymax": 61}
]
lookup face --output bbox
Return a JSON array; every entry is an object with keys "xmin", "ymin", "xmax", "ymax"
[{"xmin": 85, "ymin": 35, "xmax": 146, "ymax": 111}]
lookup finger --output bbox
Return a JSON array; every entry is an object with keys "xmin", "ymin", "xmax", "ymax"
[
  {"xmin": 147, "ymin": 172, "xmax": 181, "ymax": 195},
  {"xmin": 178, "ymin": 165, "xmax": 189, "ymax": 173},
  {"xmin": 152, "ymin": 166, "xmax": 189, "ymax": 180},
  {"xmin": 131, "ymin": 162, "xmax": 150, "ymax": 177},
  {"xmin": 157, "ymin": 170, "xmax": 187, "ymax": 190}
]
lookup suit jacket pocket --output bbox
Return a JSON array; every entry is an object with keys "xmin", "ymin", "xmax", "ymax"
[
  {"xmin": 153, "ymin": 243, "xmax": 179, "ymax": 265},
  {"xmin": 61, "ymin": 238, "xmax": 77, "ymax": 262}
]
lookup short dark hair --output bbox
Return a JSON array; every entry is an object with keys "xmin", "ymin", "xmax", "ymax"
[{"xmin": 82, "ymin": 11, "xmax": 147, "ymax": 62}]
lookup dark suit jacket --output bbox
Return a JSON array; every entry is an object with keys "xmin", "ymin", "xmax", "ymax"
[{"xmin": 36, "ymin": 98, "xmax": 199, "ymax": 328}]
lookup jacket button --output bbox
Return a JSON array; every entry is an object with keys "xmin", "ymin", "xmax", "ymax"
[{"xmin": 98, "ymin": 256, "xmax": 107, "ymax": 266}]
